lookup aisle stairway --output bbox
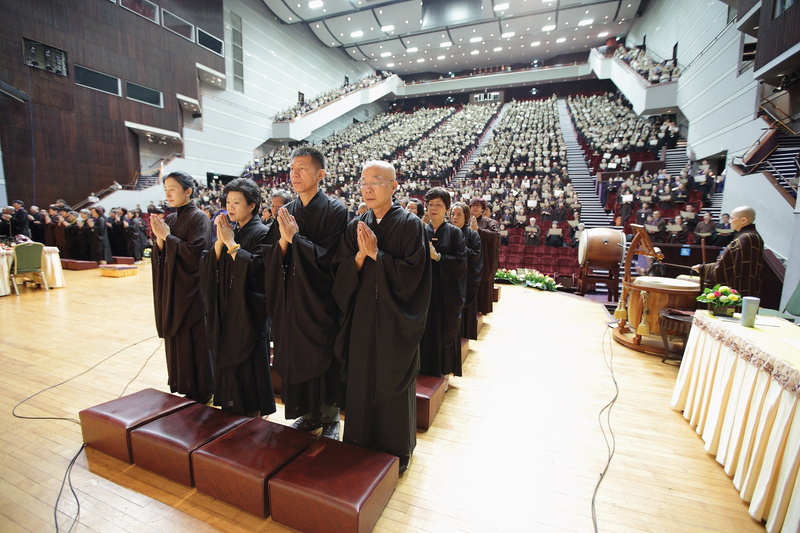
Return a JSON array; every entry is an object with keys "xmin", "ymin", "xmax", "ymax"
[
  {"xmin": 453, "ymin": 103, "xmax": 509, "ymax": 181},
  {"xmin": 755, "ymin": 132, "xmax": 800, "ymax": 198},
  {"xmin": 556, "ymin": 98, "xmax": 613, "ymax": 228}
]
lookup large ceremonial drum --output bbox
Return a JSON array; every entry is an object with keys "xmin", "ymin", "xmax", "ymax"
[
  {"xmin": 578, "ymin": 228, "xmax": 625, "ymax": 268},
  {"xmin": 625, "ymin": 276, "xmax": 700, "ymax": 336}
]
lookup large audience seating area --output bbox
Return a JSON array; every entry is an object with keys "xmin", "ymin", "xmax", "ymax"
[
  {"xmin": 468, "ymin": 96, "xmax": 567, "ymax": 180},
  {"xmin": 246, "ymin": 104, "xmax": 497, "ymax": 186},
  {"xmin": 273, "ymin": 72, "xmax": 392, "ymax": 122},
  {"xmin": 568, "ymin": 92, "xmax": 679, "ymax": 175}
]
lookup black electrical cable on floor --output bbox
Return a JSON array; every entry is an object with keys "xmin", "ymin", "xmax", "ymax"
[
  {"xmin": 54, "ymin": 443, "xmax": 85, "ymax": 533},
  {"xmin": 10, "ymin": 335, "xmax": 161, "ymax": 532},
  {"xmin": 591, "ymin": 325, "xmax": 620, "ymax": 532},
  {"xmin": 12, "ymin": 335, "xmax": 160, "ymax": 422}
]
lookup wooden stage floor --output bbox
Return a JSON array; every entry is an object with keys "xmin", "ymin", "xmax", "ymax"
[{"xmin": 0, "ymin": 264, "xmax": 765, "ymax": 532}]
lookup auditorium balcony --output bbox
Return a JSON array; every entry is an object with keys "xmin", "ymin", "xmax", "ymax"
[
  {"xmin": 270, "ymin": 74, "xmax": 402, "ymax": 142},
  {"xmin": 589, "ymin": 48, "xmax": 678, "ymax": 116}
]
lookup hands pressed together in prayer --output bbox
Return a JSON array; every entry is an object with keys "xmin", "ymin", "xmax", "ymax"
[
  {"xmin": 428, "ymin": 241, "xmax": 440, "ymax": 261},
  {"xmin": 150, "ymin": 215, "xmax": 171, "ymax": 248},
  {"xmin": 354, "ymin": 221, "xmax": 377, "ymax": 271},
  {"xmin": 214, "ymin": 214, "xmax": 238, "ymax": 259},
  {"xmin": 277, "ymin": 207, "xmax": 299, "ymax": 256}
]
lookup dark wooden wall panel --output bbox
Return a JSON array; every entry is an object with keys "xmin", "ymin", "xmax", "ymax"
[
  {"xmin": 756, "ymin": 1, "xmax": 800, "ymax": 72},
  {"xmin": 738, "ymin": 0, "xmax": 759, "ymax": 17},
  {"xmin": 0, "ymin": 0, "xmax": 224, "ymax": 207}
]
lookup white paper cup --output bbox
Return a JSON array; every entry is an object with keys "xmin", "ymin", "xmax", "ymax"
[{"xmin": 740, "ymin": 296, "xmax": 760, "ymax": 327}]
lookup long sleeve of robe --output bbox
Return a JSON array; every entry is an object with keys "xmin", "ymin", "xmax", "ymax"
[
  {"xmin": 700, "ymin": 224, "xmax": 764, "ymax": 298},
  {"xmin": 332, "ymin": 203, "xmax": 431, "ymax": 457},
  {"xmin": 461, "ymin": 226, "xmax": 483, "ymax": 340},
  {"xmin": 263, "ymin": 189, "xmax": 347, "ymax": 417},
  {"xmin": 151, "ymin": 203, "xmax": 213, "ymax": 400},
  {"xmin": 200, "ymin": 216, "xmax": 276, "ymax": 416}
]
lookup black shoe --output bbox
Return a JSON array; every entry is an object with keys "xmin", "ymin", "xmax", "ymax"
[
  {"xmin": 398, "ymin": 455, "xmax": 410, "ymax": 474},
  {"xmin": 291, "ymin": 415, "xmax": 322, "ymax": 433},
  {"xmin": 321, "ymin": 421, "xmax": 340, "ymax": 440}
]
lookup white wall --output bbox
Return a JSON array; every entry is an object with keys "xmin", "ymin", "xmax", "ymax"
[
  {"xmin": 721, "ymin": 168, "xmax": 795, "ymax": 259},
  {"xmin": 628, "ymin": 0, "xmax": 763, "ymax": 162},
  {"xmin": 163, "ymin": 0, "xmax": 376, "ymax": 185}
]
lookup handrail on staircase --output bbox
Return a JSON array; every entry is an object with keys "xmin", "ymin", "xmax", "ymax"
[
  {"xmin": 132, "ymin": 153, "xmax": 182, "ymax": 189},
  {"xmin": 732, "ymin": 120, "xmax": 779, "ymax": 172},
  {"xmin": 759, "ymin": 102, "xmax": 798, "ymax": 135}
]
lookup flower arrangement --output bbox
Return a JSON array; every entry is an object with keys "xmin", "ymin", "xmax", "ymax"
[
  {"xmin": 696, "ymin": 284, "xmax": 741, "ymax": 307},
  {"xmin": 494, "ymin": 269, "xmax": 561, "ymax": 292}
]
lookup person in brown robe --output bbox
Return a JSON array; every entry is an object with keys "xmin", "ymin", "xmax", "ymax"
[
  {"xmin": 469, "ymin": 197, "xmax": 500, "ymax": 315},
  {"xmin": 151, "ymin": 171, "xmax": 213, "ymax": 402},
  {"xmin": 692, "ymin": 206, "xmax": 764, "ymax": 297},
  {"xmin": 263, "ymin": 147, "xmax": 348, "ymax": 438}
]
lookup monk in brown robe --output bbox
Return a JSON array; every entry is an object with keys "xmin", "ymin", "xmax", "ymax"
[
  {"xmin": 692, "ymin": 206, "xmax": 764, "ymax": 297},
  {"xmin": 151, "ymin": 171, "xmax": 213, "ymax": 402}
]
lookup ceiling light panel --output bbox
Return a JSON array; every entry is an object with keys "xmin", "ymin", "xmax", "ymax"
[
  {"xmin": 264, "ymin": 0, "xmax": 353, "ymax": 22},
  {"xmin": 309, "ymin": 21, "xmax": 340, "ymax": 46},
  {"xmin": 448, "ymin": 21, "xmax": 502, "ymax": 44},
  {"xmin": 615, "ymin": 0, "xmax": 643, "ymax": 20},
  {"xmin": 325, "ymin": 10, "xmax": 386, "ymax": 45},
  {"xmin": 343, "ymin": 45, "xmax": 370, "ymax": 61},
  {"xmin": 559, "ymin": 3, "xmax": 618, "ymax": 28},
  {"xmin": 372, "ymin": 0, "xmax": 424, "ymax": 35},
  {"xmin": 260, "ymin": 0, "xmax": 299, "ymax": 24},
  {"xmin": 357, "ymin": 38, "xmax": 407, "ymax": 59}
]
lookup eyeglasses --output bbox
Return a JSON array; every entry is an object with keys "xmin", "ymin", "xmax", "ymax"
[{"xmin": 359, "ymin": 180, "xmax": 395, "ymax": 189}]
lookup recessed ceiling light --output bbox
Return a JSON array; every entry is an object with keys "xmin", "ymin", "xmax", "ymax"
[
  {"xmin": 387, "ymin": 63, "xmax": 395, "ymax": 67},
  {"xmin": 440, "ymin": 41, "xmax": 452, "ymax": 47},
  {"xmin": 407, "ymin": 47, "xmax": 418, "ymax": 52},
  {"xmin": 437, "ymin": 55, "xmax": 446, "ymax": 59},
  {"xmin": 502, "ymin": 31, "xmax": 515, "ymax": 38},
  {"xmin": 556, "ymin": 37, "xmax": 566, "ymax": 43},
  {"xmin": 494, "ymin": 2, "xmax": 510, "ymax": 10},
  {"xmin": 308, "ymin": 0, "xmax": 323, "ymax": 8},
  {"xmin": 578, "ymin": 19, "xmax": 593, "ymax": 26},
  {"xmin": 471, "ymin": 50, "xmax": 479, "ymax": 55},
  {"xmin": 470, "ymin": 36, "xmax": 483, "ymax": 43},
  {"xmin": 598, "ymin": 32, "xmax": 609, "ymax": 37},
  {"xmin": 350, "ymin": 30, "xmax": 363, "ymax": 38},
  {"xmin": 542, "ymin": 25, "xmax": 556, "ymax": 31},
  {"xmin": 417, "ymin": 58, "xmax": 425, "ymax": 63},
  {"xmin": 493, "ymin": 47, "xmax": 503, "ymax": 52},
  {"xmin": 381, "ymin": 25, "xmax": 394, "ymax": 32},
  {"xmin": 380, "ymin": 51, "xmax": 392, "ymax": 57},
  {"xmin": 531, "ymin": 41, "xmax": 541, "ymax": 46}
]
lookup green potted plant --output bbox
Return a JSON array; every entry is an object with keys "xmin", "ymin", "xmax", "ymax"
[{"xmin": 696, "ymin": 284, "xmax": 741, "ymax": 317}]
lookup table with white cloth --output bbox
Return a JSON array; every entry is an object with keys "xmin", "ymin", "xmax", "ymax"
[
  {"xmin": 1, "ymin": 246, "xmax": 66, "ymax": 296},
  {"xmin": 671, "ymin": 311, "xmax": 800, "ymax": 533}
]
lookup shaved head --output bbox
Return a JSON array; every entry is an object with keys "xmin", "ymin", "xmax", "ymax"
[
  {"xmin": 730, "ymin": 206, "xmax": 756, "ymax": 231},
  {"xmin": 362, "ymin": 160, "xmax": 396, "ymax": 180},
  {"xmin": 731, "ymin": 206, "xmax": 755, "ymax": 223}
]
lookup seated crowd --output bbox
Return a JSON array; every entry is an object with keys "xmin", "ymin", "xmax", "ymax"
[
  {"xmin": 273, "ymin": 72, "xmax": 392, "ymax": 122},
  {"xmin": 614, "ymin": 45, "xmax": 681, "ymax": 84},
  {"xmin": 568, "ymin": 92, "xmax": 679, "ymax": 173}
]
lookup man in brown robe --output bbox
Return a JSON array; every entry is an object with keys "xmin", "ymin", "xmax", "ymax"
[{"xmin": 692, "ymin": 206, "xmax": 764, "ymax": 297}]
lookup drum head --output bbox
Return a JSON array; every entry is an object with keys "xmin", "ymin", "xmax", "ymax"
[
  {"xmin": 578, "ymin": 231, "xmax": 589, "ymax": 265},
  {"xmin": 633, "ymin": 276, "xmax": 700, "ymax": 291}
]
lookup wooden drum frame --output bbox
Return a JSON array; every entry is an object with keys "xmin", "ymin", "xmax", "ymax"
[
  {"xmin": 612, "ymin": 225, "xmax": 700, "ymax": 355},
  {"xmin": 577, "ymin": 228, "xmax": 625, "ymax": 301}
]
